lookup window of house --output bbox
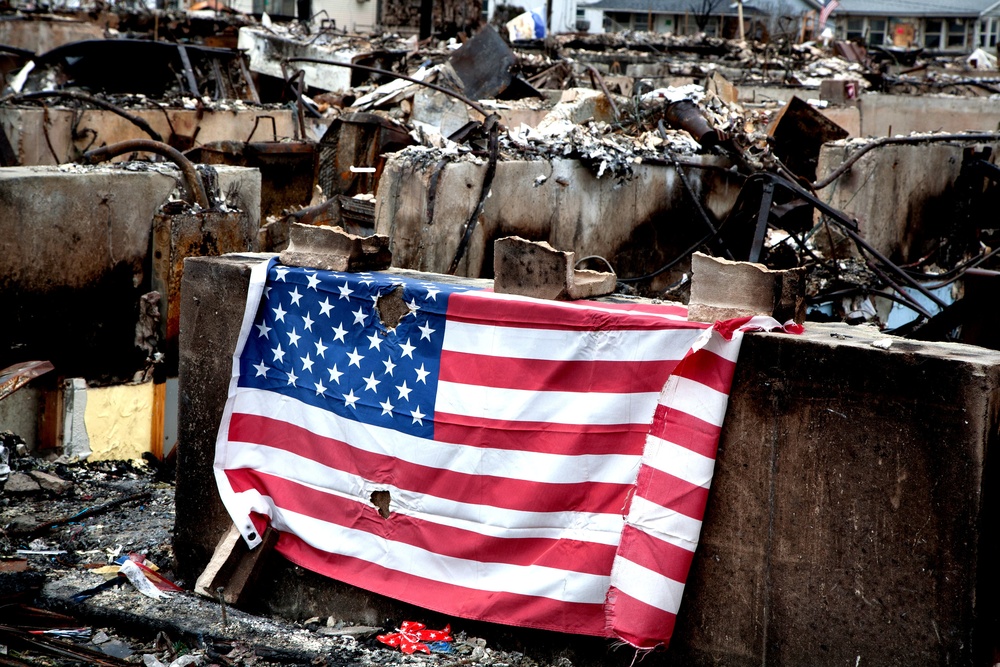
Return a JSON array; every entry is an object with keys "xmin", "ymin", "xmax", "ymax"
[
  {"xmin": 633, "ymin": 13, "xmax": 649, "ymax": 31},
  {"xmin": 947, "ymin": 19, "xmax": 967, "ymax": 48},
  {"xmin": 924, "ymin": 18, "xmax": 943, "ymax": 48},
  {"xmin": 981, "ymin": 17, "xmax": 999, "ymax": 47},
  {"xmin": 846, "ymin": 17, "xmax": 865, "ymax": 41},
  {"xmin": 868, "ymin": 18, "xmax": 887, "ymax": 45}
]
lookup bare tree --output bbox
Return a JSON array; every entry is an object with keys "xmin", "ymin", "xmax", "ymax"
[{"xmin": 689, "ymin": 0, "xmax": 723, "ymax": 31}]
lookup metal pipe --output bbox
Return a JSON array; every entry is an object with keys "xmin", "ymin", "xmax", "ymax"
[
  {"xmin": 7, "ymin": 91, "xmax": 164, "ymax": 143},
  {"xmin": 82, "ymin": 139, "xmax": 211, "ymax": 210},
  {"xmin": 283, "ymin": 56, "xmax": 491, "ymax": 117}
]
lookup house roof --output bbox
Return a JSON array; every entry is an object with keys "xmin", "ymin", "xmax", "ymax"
[
  {"xmin": 583, "ymin": 0, "xmax": 770, "ymax": 13},
  {"xmin": 827, "ymin": 0, "xmax": 999, "ymax": 17}
]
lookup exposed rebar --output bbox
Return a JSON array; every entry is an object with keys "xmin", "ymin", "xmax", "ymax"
[{"xmin": 82, "ymin": 139, "xmax": 211, "ymax": 210}]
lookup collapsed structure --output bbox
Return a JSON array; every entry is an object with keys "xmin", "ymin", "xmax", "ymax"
[{"xmin": 1, "ymin": 2, "xmax": 1000, "ymax": 665}]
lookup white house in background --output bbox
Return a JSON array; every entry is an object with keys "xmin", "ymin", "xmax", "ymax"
[
  {"xmin": 578, "ymin": 0, "xmax": 819, "ymax": 37},
  {"xmin": 825, "ymin": 0, "xmax": 1000, "ymax": 53}
]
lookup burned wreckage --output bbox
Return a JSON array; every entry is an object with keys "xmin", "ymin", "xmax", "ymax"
[{"xmin": 1, "ymin": 4, "xmax": 1000, "ymax": 667}]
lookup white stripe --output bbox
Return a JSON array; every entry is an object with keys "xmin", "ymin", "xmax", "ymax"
[
  {"xmin": 610, "ymin": 556, "xmax": 685, "ymax": 615},
  {"xmin": 265, "ymin": 500, "xmax": 613, "ymax": 604},
  {"xmin": 626, "ymin": 496, "xmax": 702, "ymax": 552},
  {"xmin": 437, "ymin": 381, "xmax": 660, "ymax": 427},
  {"xmin": 233, "ymin": 388, "xmax": 642, "ymax": 484},
  {"xmin": 442, "ymin": 319, "xmax": 703, "ymax": 363},
  {"xmin": 699, "ymin": 330, "xmax": 744, "ymax": 363},
  {"xmin": 465, "ymin": 289, "xmax": 690, "ymax": 322},
  {"xmin": 223, "ymin": 441, "xmax": 626, "ymax": 545},
  {"xmin": 644, "ymin": 436, "xmax": 716, "ymax": 489},
  {"xmin": 659, "ymin": 376, "xmax": 730, "ymax": 428}
]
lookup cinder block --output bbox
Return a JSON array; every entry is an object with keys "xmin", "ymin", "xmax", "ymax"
[
  {"xmin": 688, "ymin": 251, "xmax": 804, "ymax": 323},
  {"xmin": 493, "ymin": 236, "xmax": 616, "ymax": 301},
  {"xmin": 279, "ymin": 223, "xmax": 391, "ymax": 272}
]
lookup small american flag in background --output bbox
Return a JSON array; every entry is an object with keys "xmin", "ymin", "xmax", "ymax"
[{"xmin": 215, "ymin": 258, "xmax": 779, "ymax": 649}]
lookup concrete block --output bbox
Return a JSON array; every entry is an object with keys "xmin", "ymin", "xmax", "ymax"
[
  {"xmin": 493, "ymin": 236, "xmax": 616, "ymax": 300},
  {"xmin": 195, "ymin": 523, "xmax": 278, "ymax": 605},
  {"xmin": 667, "ymin": 322, "xmax": 1000, "ymax": 666},
  {"xmin": 688, "ymin": 252, "xmax": 805, "ymax": 323},
  {"xmin": 28, "ymin": 470, "xmax": 72, "ymax": 496},
  {"xmin": 279, "ymin": 224, "xmax": 392, "ymax": 272},
  {"xmin": 819, "ymin": 79, "xmax": 860, "ymax": 106}
]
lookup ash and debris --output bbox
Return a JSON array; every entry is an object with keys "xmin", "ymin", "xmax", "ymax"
[{"xmin": 0, "ymin": 445, "xmax": 580, "ymax": 667}]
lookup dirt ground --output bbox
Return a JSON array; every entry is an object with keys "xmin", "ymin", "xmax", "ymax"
[{"xmin": 0, "ymin": 447, "xmax": 578, "ymax": 667}]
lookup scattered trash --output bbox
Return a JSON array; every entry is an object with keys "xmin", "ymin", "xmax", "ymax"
[{"xmin": 377, "ymin": 621, "xmax": 454, "ymax": 654}]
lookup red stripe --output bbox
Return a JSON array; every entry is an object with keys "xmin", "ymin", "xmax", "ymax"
[
  {"xmin": 607, "ymin": 587, "xmax": 678, "ymax": 649},
  {"xmin": 649, "ymin": 405, "xmax": 721, "ymax": 459},
  {"xmin": 439, "ymin": 350, "xmax": 680, "ymax": 393},
  {"xmin": 229, "ymin": 413, "xmax": 633, "ymax": 515},
  {"xmin": 446, "ymin": 292, "xmax": 709, "ymax": 332},
  {"xmin": 614, "ymin": 527, "xmax": 696, "ymax": 587},
  {"xmin": 670, "ymin": 348, "xmax": 737, "ymax": 394},
  {"xmin": 434, "ymin": 413, "xmax": 647, "ymax": 456},
  {"xmin": 571, "ymin": 300, "xmax": 688, "ymax": 318},
  {"xmin": 270, "ymin": 525, "xmax": 611, "ymax": 637},
  {"xmin": 633, "ymin": 466, "xmax": 709, "ymax": 521},
  {"xmin": 227, "ymin": 469, "xmax": 617, "ymax": 575}
]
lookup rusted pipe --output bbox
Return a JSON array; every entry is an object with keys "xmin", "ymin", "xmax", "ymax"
[
  {"xmin": 82, "ymin": 139, "xmax": 211, "ymax": 210},
  {"xmin": 583, "ymin": 64, "xmax": 620, "ymax": 122},
  {"xmin": 283, "ymin": 56, "xmax": 491, "ymax": 117},
  {"xmin": 7, "ymin": 91, "xmax": 164, "ymax": 143},
  {"xmin": 812, "ymin": 132, "xmax": 1000, "ymax": 190}
]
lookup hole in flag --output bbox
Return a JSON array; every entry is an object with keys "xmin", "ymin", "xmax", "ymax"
[
  {"xmin": 370, "ymin": 490, "xmax": 391, "ymax": 518},
  {"xmin": 376, "ymin": 286, "xmax": 408, "ymax": 330}
]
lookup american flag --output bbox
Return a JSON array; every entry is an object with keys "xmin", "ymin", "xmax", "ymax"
[{"xmin": 214, "ymin": 258, "xmax": 782, "ymax": 648}]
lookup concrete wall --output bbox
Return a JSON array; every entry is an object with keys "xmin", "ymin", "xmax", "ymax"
[
  {"xmin": 0, "ymin": 17, "xmax": 104, "ymax": 54},
  {"xmin": 857, "ymin": 93, "xmax": 1000, "ymax": 137},
  {"xmin": 176, "ymin": 253, "xmax": 999, "ymax": 666},
  {"xmin": 0, "ymin": 165, "xmax": 260, "ymax": 381},
  {"xmin": 815, "ymin": 140, "xmax": 1000, "ymax": 263},
  {"xmin": 0, "ymin": 107, "xmax": 302, "ymax": 167},
  {"xmin": 374, "ymin": 155, "xmax": 743, "ymax": 290}
]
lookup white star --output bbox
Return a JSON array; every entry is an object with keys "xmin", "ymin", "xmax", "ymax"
[
  {"xmin": 347, "ymin": 348, "xmax": 364, "ymax": 368},
  {"xmin": 410, "ymin": 406, "xmax": 426, "ymax": 426},
  {"xmin": 352, "ymin": 306, "xmax": 367, "ymax": 326},
  {"xmin": 286, "ymin": 368, "xmax": 298, "ymax": 386},
  {"xmin": 363, "ymin": 372, "xmax": 381, "ymax": 392},
  {"xmin": 272, "ymin": 303, "xmax": 287, "ymax": 322},
  {"xmin": 343, "ymin": 389, "xmax": 360, "ymax": 409},
  {"xmin": 359, "ymin": 273, "xmax": 374, "ymax": 286},
  {"xmin": 275, "ymin": 267, "xmax": 289, "ymax": 282},
  {"xmin": 302, "ymin": 312, "xmax": 314, "ymax": 332},
  {"xmin": 318, "ymin": 298, "xmax": 334, "ymax": 317},
  {"xmin": 271, "ymin": 344, "xmax": 285, "ymax": 364},
  {"xmin": 289, "ymin": 287, "xmax": 303, "ymax": 306},
  {"xmin": 367, "ymin": 332, "xmax": 383, "ymax": 351},
  {"xmin": 382, "ymin": 357, "xmax": 396, "ymax": 376},
  {"xmin": 418, "ymin": 321, "xmax": 435, "ymax": 341},
  {"xmin": 338, "ymin": 283, "xmax": 354, "ymax": 300},
  {"xmin": 328, "ymin": 365, "xmax": 343, "ymax": 384},
  {"xmin": 425, "ymin": 286, "xmax": 440, "ymax": 301},
  {"xmin": 396, "ymin": 381, "xmax": 412, "ymax": 401},
  {"xmin": 379, "ymin": 397, "xmax": 394, "ymax": 416},
  {"xmin": 414, "ymin": 364, "xmax": 430, "ymax": 384},
  {"xmin": 314, "ymin": 380, "xmax": 327, "ymax": 396},
  {"xmin": 253, "ymin": 360, "xmax": 269, "ymax": 377},
  {"xmin": 255, "ymin": 321, "xmax": 271, "ymax": 338},
  {"xmin": 301, "ymin": 353, "xmax": 314, "ymax": 372},
  {"xmin": 287, "ymin": 328, "xmax": 301, "ymax": 347},
  {"xmin": 400, "ymin": 338, "xmax": 416, "ymax": 359},
  {"xmin": 314, "ymin": 338, "xmax": 328, "ymax": 358},
  {"xmin": 406, "ymin": 298, "xmax": 420, "ymax": 315},
  {"xmin": 332, "ymin": 323, "xmax": 348, "ymax": 343},
  {"xmin": 306, "ymin": 272, "xmax": 321, "ymax": 290}
]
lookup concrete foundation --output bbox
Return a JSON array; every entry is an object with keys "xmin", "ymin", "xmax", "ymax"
[
  {"xmin": 0, "ymin": 107, "xmax": 303, "ymax": 167},
  {"xmin": 0, "ymin": 165, "xmax": 260, "ymax": 381},
  {"xmin": 374, "ymin": 155, "xmax": 743, "ymax": 289},
  {"xmin": 177, "ymin": 253, "xmax": 999, "ymax": 666},
  {"xmin": 815, "ymin": 140, "xmax": 1000, "ymax": 263}
]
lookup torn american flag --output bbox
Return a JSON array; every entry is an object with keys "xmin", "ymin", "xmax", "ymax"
[{"xmin": 214, "ymin": 258, "xmax": 777, "ymax": 648}]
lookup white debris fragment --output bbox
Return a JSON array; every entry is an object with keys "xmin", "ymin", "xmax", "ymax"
[{"xmin": 871, "ymin": 338, "xmax": 894, "ymax": 350}]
